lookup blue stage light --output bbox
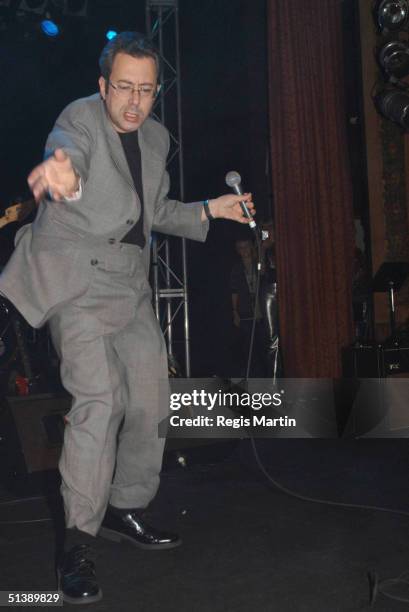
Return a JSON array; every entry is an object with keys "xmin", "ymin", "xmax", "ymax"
[
  {"xmin": 106, "ymin": 30, "xmax": 117, "ymax": 41},
  {"xmin": 41, "ymin": 20, "xmax": 59, "ymax": 37}
]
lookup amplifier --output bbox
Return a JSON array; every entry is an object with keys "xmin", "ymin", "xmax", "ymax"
[
  {"xmin": 382, "ymin": 346, "xmax": 409, "ymax": 377},
  {"xmin": 342, "ymin": 344, "xmax": 383, "ymax": 378},
  {"xmin": 0, "ymin": 393, "xmax": 71, "ymax": 477},
  {"xmin": 343, "ymin": 344, "xmax": 409, "ymax": 378},
  {"xmin": 342, "ymin": 344, "xmax": 409, "ymax": 437}
]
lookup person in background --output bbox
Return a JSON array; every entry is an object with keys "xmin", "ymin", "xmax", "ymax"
[
  {"xmin": 230, "ymin": 238, "xmax": 266, "ymax": 377},
  {"xmin": 260, "ymin": 220, "xmax": 281, "ymax": 378}
]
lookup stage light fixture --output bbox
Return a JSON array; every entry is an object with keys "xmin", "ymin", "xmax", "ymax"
[
  {"xmin": 0, "ymin": 1, "xmax": 12, "ymax": 16},
  {"xmin": 41, "ymin": 18, "xmax": 59, "ymax": 36},
  {"xmin": 64, "ymin": 0, "xmax": 87, "ymax": 17},
  {"xmin": 0, "ymin": 0, "xmax": 11, "ymax": 30},
  {"xmin": 106, "ymin": 30, "xmax": 117, "ymax": 41},
  {"xmin": 25, "ymin": 0, "xmax": 45, "ymax": 8},
  {"xmin": 18, "ymin": 0, "xmax": 47, "ymax": 14},
  {"xmin": 377, "ymin": 0, "xmax": 409, "ymax": 31},
  {"xmin": 376, "ymin": 89, "xmax": 409, "ymax": 128},
  {"xmin": 378, "ymin": 40, "xmax": 409, "ymax": 78}
]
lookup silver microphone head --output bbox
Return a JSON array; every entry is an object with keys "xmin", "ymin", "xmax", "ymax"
[{"xmin": 225, "ymin": 171, "xmax": 241, "ymax": 188}]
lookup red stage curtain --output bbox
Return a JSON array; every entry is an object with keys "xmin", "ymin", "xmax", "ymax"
[{"xmin": 267, "ymin": 0, "xmax": 355, "ymax": 377}]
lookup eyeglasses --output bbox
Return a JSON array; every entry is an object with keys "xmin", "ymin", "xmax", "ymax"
[{"xmin": 108, "ymin": 80, "xmax": 158, "ymax": 98}]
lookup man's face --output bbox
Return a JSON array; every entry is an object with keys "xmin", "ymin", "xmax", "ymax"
[{"xmin": 99, "ymin": 52, "xmax": 157, "ymax": 133}]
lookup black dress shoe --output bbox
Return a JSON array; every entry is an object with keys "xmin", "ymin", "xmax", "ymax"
[
  {"xmin": 99, "ymin": 508, "xmax": 181, "ymax": 550},
  {"xmin": 57, "ymin": 545, "xmax": 102, "ymax": 604}
]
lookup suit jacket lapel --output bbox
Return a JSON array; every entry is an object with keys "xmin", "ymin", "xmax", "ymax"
[
  {"xmin": 138, "ymin": 121, "xmax": 163, "ymax": 213},
  {"xmin": 99, "ymin": 99, "xmax": 163, "ymax": 238},
  {"xmin": 99, "ymin": 99, "xmax": 135, "ymax": 192}
]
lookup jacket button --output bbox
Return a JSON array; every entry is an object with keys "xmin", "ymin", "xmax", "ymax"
[
  {"xmin": 126, "ymin": 219, "xmax": 133, "ymax": 225},
  {"xmin": 90, "ymin": 259, "xmax": 98, "ymax": 266},
  {"xmin": 108, "ymin": 238, "xmax": 116, "ymax": 244}
]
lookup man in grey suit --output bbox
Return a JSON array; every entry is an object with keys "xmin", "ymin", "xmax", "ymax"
[{"xmin": 0, "ymin": 32, "xmax": 254, "ymax": 603}]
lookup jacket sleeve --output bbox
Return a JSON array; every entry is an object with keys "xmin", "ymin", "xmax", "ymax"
[
  {"xmin": 44, "ymin": 100, "xmax": 96, "ymax": 187},
  {"xmin": 151, "ymin": 130, "xmax": 209, "ymax": 242}
]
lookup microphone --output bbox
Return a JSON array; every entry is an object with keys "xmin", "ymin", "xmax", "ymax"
[{"xmin": 225, "ymin": 171, "xmax": 256, "ymax": 229}]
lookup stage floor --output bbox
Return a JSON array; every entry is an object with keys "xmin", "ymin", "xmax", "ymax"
[{"xmin": 1, "ymin": 438, "xmax": 409, "ymax": 611}]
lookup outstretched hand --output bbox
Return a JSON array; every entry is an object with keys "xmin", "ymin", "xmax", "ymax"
[
  {"xmin": 204, "ymin": 193, "xmax": 255, "ymax": 224},
  {"xmin": 27, "ymin": 148, "xmax": 79, "ymax": 202}
]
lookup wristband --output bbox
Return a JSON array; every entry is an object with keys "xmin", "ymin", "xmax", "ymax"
[
  {"xmin": 63, "ymin": 176, "xmax": 83, "ymax": 202},
  {"xmin": 203, "ymin": 199, "xmax": 214, "ymax": 221}
]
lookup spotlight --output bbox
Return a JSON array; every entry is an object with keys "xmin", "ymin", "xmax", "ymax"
[
  {"xmin": 376, "ymin": 89, "xmax": 409, "ymax": 128},
  {"xmin": 377, "ymin": 0, "xmax": 409, "ymax": 31},
  {"xmin": 106, "ymin": 30, "xmax": 117, "ymax": 41},
  {"xmin": 378, "ymin": 40, "xmax": 409, "ymax": 78},
  {"xmin": 41, "ymin": 18, "xmax": 59, "ymax": 36},
  {"xmin": 18, "ymin": 0, "xmax": 47, "ymax": 13},
  {"xmin": 0, "ymin": 0, "xmax": 12, "ymax": 17},
  {"xmin": 64, "ymin": 0, "xmax": 87, "ymax": 17}
]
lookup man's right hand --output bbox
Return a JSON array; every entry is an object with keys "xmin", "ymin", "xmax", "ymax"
[{"xmin": 27, "ymin": 148, "xmax": 79, "ymax": 202}]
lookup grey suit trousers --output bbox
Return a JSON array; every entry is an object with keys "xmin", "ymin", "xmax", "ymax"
[{"xmin": 48, "ymin": 240, "xmax": 168, "ymax": 536}]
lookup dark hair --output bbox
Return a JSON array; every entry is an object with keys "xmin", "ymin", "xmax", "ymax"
[{"xmin": 99, "ymin": 31, "xmax": 160, "ymax": 81}]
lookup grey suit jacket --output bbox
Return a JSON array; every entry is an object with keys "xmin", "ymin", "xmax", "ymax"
[{"xmin": 0, "ymin": 94, "xmax": 209, "ymax": 327}]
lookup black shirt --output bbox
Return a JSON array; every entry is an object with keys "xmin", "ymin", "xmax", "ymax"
[
  {"xmin": 230, "ymin": 260, "xmax": 257, "ymax": 319},
  {"xmin": 119, "ymin": 130, "xmax": 145, "ymax": 248}
]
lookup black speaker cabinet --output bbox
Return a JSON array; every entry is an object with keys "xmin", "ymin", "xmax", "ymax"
[
  {"xmin": 343, "ymin": 343, "xmax": 409, "ymax": 379},
  {"xmin": 342, "ymin": 344, "xmax": 383, "ymax": 378},
  {"xmin": 0, "ymin": 393, "xmax": 71, "ymax": 477},
  {"xmin": 341, "ymin": 344, "xmax": 409, "ymax": 437},
  {"xmin": 382, "ymin": 346, "xmax": 409, "ymax": 377}
]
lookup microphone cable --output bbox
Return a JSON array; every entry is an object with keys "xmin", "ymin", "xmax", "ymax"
[
  {"xmin": 245, "ymin": 432, "xmax": 409, "ymax": 606},
  {"xmin": 245, "ymin": 229, "xmax": 262, "ymax": 381}
]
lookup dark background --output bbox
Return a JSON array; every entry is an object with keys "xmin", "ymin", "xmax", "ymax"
[{"xmin": 0, "ymin": 0, "xmax": 273, "ymax": 376}]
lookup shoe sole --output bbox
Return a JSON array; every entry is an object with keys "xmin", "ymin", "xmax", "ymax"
[
  {"xmin": 56, "ymin": 569, "xmax": 103, "ymax": 605},
  {"xmin": 98, "ymin": 526, "xmax": 182, "ymax": 550}
]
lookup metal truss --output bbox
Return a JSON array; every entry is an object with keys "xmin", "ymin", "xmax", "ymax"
[{"xmin": 146, "ymin": 0, "xmax": 191, "ymax": 376}]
